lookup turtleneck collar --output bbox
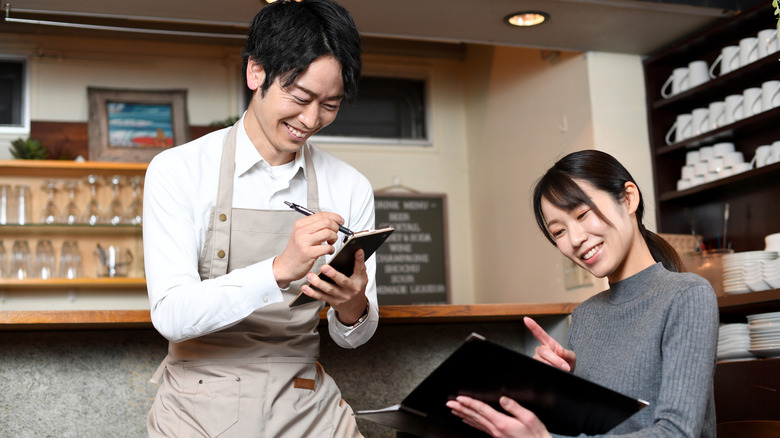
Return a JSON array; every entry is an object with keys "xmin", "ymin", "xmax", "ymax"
[{"xmin": 607, "ymin": 262, "xmax": 665, "ymax": 304}]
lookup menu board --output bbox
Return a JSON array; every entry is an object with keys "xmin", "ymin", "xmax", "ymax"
[{"xmin": 373, "ymin": 193, "xmax": 449, "ymax": 305}]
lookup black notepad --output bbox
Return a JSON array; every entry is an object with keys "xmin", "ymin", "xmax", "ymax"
[
  {"xmin": 289, "ymin": 227, "xmax": 395, "ymax": 307},
  {"xmin": 356, "ymin": 333, "xmax": 648, "ymax": 437}
]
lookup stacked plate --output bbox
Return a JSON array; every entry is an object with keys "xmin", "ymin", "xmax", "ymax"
[
  {"xmin": 717, "ymin": 323, "xmax": 754, "ymax": 361},
  {"xmin": 722, "ymin": 251, "xmax": 779, "ymax": 294},
  {"xmin": 748, "ymin": 311, "xmax": 780, "ymax": 358}
]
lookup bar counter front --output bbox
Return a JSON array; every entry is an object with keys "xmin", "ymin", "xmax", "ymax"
[{"xmin": 0, "ymin": 303, "xmax": 575, "ymax": 438}]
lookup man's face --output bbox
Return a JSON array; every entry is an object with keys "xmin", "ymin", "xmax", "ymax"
[{"xmin": 244, "ymin": 55, "xmax": 344, "ymax": 165}]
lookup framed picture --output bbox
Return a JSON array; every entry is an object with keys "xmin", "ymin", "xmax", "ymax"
[{"xmin": 87, "ymin": 88, "xmax": 189, "ymax": 162}]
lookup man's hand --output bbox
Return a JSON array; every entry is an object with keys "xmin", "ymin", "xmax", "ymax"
[
  {"xmin": 302, "ymin": 248, "xmax": 369, "ymax": 325},
  {"xmin": 273, "ymin": 212, "xmax": 344, "ymax": 289}
]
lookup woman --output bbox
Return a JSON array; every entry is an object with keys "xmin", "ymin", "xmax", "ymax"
[{"xmin": 447, "ymin": 150, "xmax": 718, "ymax": 437}]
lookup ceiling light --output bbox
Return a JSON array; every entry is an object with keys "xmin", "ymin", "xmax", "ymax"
[{"xmin": 505, "ymin": 11, "xmax": 549, "ymax": 27}]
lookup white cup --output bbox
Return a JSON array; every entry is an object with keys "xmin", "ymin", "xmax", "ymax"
[
  {"xmin": 694, "ymin": 161, "xmax": 709, "ymax": 176},
  {"xmin": 743, "ymin": 87, "xmax": 763, "ymax": 118},
  {"xmin": 691, "ymin": 175, "xmax": 706, "ymax": 186},
  {"xmin": 691, "ymin": 107, "xmax": 710, "ymax": 136},
  {"xmin": 757, "ymin": 29, "xmax": 779, "ymax": 58},
  {"xmin": 731, "ymin": 162, "xmax": 752, "ymax": 174},
  {"xmin": 661, "ymin": 67, "xmax": 690, "ymax": 98},
  {"xmin": 685, "ymin": 150, "xmax": 701, "ymax": 165},
  {"xmin": 707, "ymin": 157, "xmax": 724, "ymax": 173},
  {"xmin": 665, "ymin": 113, "xmax": 693, "ymax": 145},
  {"xmin": 713, "ymin": 142, "xmax": 735, "ymax": 157},
  {"xmin": 724, "ymin": 94, "xmax": 744, "ymax": 124},
  {"xmin": 688, "ymin": 60, "xmax": 710, "ymax": 88},
  {"xmin": 754, "ymin": 145, "xmax": 772, "ymax": 167},
  {"xmin": 761, "ymin": 80, "xmax": 780, "ymax": 110},
  {"xmin": 723, "ymin": 150, "xmax": 745, "ymax": 167},
  {"xmin": 708, "ymin": 101, "xmax": 726, "ymax": 131},
  {"xmin": 677, "ymin": 179, "xmax": 692, "ymax": 191},
  {"xmin": 704, "ymin": 172, "xmax": 719, "ymax": 183},
  {"xmin": 771, "ymin": 141, "xmax": 780, "ymax": 163},
  {"xmin": 709, "ymin": 45, "xmax": 741, "ymax": 78},
  {"xmin": 718, "ymin": 168, "xmax": 734, "ymax": 178},
  {"xmin": 699, "ymin": 146, "xmax": 715, "ymax": 161},
  {"xmin": 739, "ymin": 37, "xmax": 759, "ymax": 67},
  {"xmin": 681, "ymin": 164, "xmax": 695, "ymax": 179}
]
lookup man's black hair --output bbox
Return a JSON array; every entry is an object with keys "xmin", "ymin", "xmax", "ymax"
[{"xmin": 242, "ymin": 0, "xmax": 362, "ymax": 104}]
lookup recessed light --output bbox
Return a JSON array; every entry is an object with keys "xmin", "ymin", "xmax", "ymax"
[{"xmin": 505, "ymin": 11, "xmax": 549, "ymax": 27}]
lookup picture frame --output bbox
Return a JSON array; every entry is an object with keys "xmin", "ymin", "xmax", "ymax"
[{"xmin": 87, "ymin": 88, "xmax": 189, "ymax": 162}]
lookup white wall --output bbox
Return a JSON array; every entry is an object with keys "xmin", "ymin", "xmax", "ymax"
[{"xmin": 0, "ymin": 32, "xmax": 653, "ymax": 306}]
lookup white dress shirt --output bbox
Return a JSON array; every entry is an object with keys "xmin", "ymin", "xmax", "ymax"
[{"xmin": 143, "ymin": 116, "xmax": 378, "ymax": 348}]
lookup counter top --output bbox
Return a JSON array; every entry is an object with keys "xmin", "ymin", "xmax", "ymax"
[{"xmin": 0, "ymin": 303, "xmax": 578, "ymax": 330}]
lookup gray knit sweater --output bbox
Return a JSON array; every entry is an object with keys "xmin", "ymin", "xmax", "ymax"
[{"xmin": 560, "ymin": 263, "xmax": 718, "ymax": 437}]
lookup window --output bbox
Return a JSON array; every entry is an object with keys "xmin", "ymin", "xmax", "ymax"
[
  {"xmin": 0, "ymin": 58, "xmax": 29, "ymax": 133},
  {"xmin": 317, "ymin": 76, "xmax": 428, "ymax": 143}
]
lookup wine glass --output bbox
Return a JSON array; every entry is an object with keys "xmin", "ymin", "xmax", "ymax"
[
  {"xmin": 127, "ymin": 176, "xmax": 143, "ymax": 225},
  {"xmin": 83, "ymin": 175, "xmax": 103, "ymax": 226},
  {"xmin": 62, "ymin": 179, "xmax": 81, "ymax": 225},
  {"xmin": 0, "ymin": 240, "xmax": 8, "ymax": 278},
  {"xmin": 40, "ymin": 179, "xmax": 60, "ymax": 224},
  {"xmin": 106, "ymin": 175, "xmax": 126, "ymax": 225}
]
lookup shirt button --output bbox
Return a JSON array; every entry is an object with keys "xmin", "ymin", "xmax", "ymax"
[
  {"xmin": 263, "ymin": 296, "xmax": 269, "ymax": 303},
  {"xmin": 217, "ymin": 250, "xmax": 226, "ymax": 258},
  {"xmin": 219, "ymin": 213, "xmax": 227, "ymax": 222}
]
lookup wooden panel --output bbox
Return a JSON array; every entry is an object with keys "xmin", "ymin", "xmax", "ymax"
[{"xmin": 715, "ymin": 358, "xmax": 780, "ymax": 422}]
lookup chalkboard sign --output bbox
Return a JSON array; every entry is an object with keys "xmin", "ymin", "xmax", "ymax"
[{"xmin": 373, "ymin": 193, "xmax": 449, "ymax": 305}]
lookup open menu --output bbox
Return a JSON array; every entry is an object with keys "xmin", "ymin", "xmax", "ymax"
[
  {"xmin": 289, "ymin": 227, "xmax": 395, "ymax": 307},
  {"xmin": 357, "ymin": 333, "xmax": 648, "ymax": 437}
]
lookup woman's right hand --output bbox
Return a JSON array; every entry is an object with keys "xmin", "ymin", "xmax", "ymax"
[{"xmin": 524, "ymin": 317, "xmax": 576, "ymax": 372}]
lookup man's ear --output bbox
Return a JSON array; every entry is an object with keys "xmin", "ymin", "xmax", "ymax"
[
  {"xmin": 623, "ymin": 181, "xmax": 641, "ymax": 215},
  {"xmin": 246, "ymin": 58, "xmax": 265, "ymax": 91}
]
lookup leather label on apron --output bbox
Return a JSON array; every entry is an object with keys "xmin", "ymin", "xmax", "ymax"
[{"xmin": 294, "ymin": 377, "xmax": 316, "ymax": 391}]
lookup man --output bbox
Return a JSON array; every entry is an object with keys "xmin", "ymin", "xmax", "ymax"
[{"xmin": 143, "ymin": 1, "xmax": 376, "ymax": 436}]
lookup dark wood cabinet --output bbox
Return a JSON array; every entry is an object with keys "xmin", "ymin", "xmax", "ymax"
[
  {"xmin": 643, "ymin": 2, "xmax": 780, "ymax": 252},
  {"xmin": 644, "ymin": 4, "xmax": 780, "ymax": 433}
]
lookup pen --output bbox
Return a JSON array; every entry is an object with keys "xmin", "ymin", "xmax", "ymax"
[{"xmin": 284, "ymin": 201, "xmax": 355, "ymax": 237}]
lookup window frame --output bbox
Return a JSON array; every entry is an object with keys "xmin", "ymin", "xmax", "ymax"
[{"xmin": 0, "ymin": 55, "xmax": 30, "ymax": 135}]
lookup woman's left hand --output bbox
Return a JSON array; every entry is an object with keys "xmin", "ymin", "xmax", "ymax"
[{"xmin": 446, "ymin": 395, "xmax": 552, "ymax": 438}]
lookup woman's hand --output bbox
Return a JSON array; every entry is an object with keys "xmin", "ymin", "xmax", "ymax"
[
  {"xmin": 446, "ymin": 395, "xmax": 552, "ymax": 438},
  {"xmin": 524, "ymin": 317, "xmax": 576, "ymax": 372}
]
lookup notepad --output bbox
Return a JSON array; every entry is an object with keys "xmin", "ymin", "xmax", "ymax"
[{"xmin": 289, "ymin": 227, "xmax": 395, "ymax": 307}]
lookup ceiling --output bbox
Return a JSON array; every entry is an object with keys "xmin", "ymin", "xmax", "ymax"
[{"xmin": 0, "ymin": 0, "xmax": 763, "ymax": 55}]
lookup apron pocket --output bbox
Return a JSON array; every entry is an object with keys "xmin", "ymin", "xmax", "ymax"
[{"xmin": 179, "ymin": 374, "xmax": 241, "ymax": 438}]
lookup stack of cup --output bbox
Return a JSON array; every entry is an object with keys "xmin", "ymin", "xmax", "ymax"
[
  {"xmin": 752, "ymin": 140, "xmax": 780, "ymax": 168},
  {"xmin": 677, "ymin": 142, "xmax": 750, "ymax": 190}
]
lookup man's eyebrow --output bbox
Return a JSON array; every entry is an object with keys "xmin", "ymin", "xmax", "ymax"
[{"xmin": 293, "ymin": 83, "xmax": 343, "ymax": 101}]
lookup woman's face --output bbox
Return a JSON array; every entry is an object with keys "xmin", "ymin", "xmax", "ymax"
[{"xmin": 540, "ymin": 180, "xmax": 641, "ymax": 282}]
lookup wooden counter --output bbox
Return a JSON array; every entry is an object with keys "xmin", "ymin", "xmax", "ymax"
[{"xmin": 0, "ymin": 302, "xmax": 578, "ymax": 330}]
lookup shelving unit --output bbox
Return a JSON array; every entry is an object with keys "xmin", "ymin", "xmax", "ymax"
[
  {"xmin": 643, "ymin": 4, "xmax": 780, "ymax": 430},
  {"xmin": 0, "ymin": 159, "xmax": 149, "ymax": 324},
  {"xmin": 643, "ymin": 3, "xmax": 780, "ymax": 252}
]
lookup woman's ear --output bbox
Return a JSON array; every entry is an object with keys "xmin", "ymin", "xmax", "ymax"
[
  {"xmin": 623, "ymin": 181, "xmax": 641, "ymax": 215},
  {"xmin": 246, "ymin": 58, "xmax": 265, "ymax": 92}
]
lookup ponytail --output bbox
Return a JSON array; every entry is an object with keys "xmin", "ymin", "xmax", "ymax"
[{"xmin": 639, "ymin": 225, "xmax": 685, "ymax": 273}]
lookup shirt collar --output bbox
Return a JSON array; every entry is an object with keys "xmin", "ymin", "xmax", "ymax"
[{"xmin": 234, "ymin": 113, "xmax": 307, "ymax": 179}]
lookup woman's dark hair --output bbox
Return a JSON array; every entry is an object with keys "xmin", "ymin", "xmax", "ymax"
[
  {"xmin": 532, "ymin": 150, "xmax": 684, "ymax": 273},
  {"xmin": 242, "ymin": 0, "xmax": 362, "ymax": 104}
]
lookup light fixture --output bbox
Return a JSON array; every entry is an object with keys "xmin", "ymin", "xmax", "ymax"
[{"xmin": 505, "ymin": 11, "xmax": 549, "ymax": 27}]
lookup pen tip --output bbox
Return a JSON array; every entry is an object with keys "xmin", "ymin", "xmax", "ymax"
[{"xmin": 284, "ymin": 201, "xmax": 292, "ymax": 207}]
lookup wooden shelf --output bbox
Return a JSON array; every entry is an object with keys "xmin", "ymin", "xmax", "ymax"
[
  {"xmin": 0, "ymin": 159, "xmax": 147, "ymax": 178},
  {"xmin": 718, "ymin": 289, "xmax": 780, "ymax": 317},
  {"xmin": 0, "ymin": 277, "xmax": 147, "ymax": 290},
  {"xmin": 0, "ymin": 223, "xmax": 141, "ymax": 235},
  {"xmin": 0, "ymin": 302, "xmax": 577, "ymax": 330},
  {"xmin": 658, "ymin": 161, "xmax": 780, "ymax": 202}
]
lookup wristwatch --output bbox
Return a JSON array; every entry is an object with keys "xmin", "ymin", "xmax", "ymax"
[{"xmin": 344, "ymin": 301, "xmax": 370, "ymax": 328}]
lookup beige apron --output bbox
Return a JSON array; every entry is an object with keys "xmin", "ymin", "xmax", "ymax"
[{"xmin": 147, "ymin": 122, "xmax": 363, "ymax": 438}]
